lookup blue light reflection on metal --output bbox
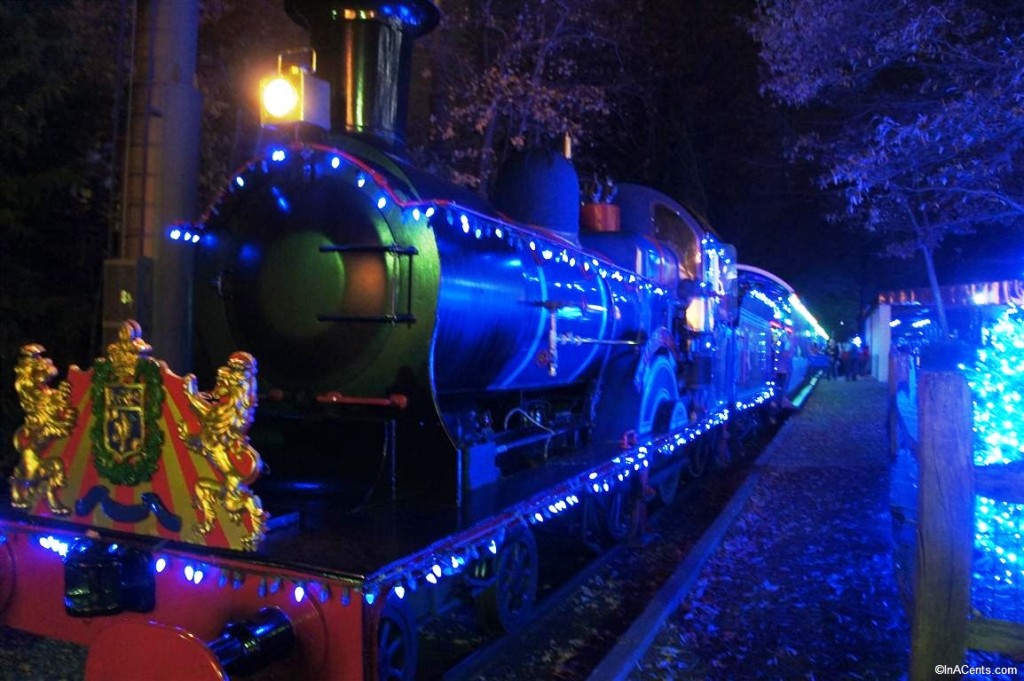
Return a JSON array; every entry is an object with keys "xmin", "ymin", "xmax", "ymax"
[
  {"xmin": 238, "ymin": 244, "xmax": 260, "ymax": 265},
  {"xmin": 270, "ymin": 186, "xmax": 290, "ymax": 213},
  {"xmin": 217, "ymin": 144, "xmax": 765, "ymax": 607},
  {"xmin": 359, "ymin": 408, "xmax": 730, "ymax": 605},
  {"xmin": 788, "ymin": 293, "xmax": 829, "ymax": 340}
]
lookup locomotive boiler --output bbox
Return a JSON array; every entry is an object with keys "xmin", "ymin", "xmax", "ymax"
[
  {"xmin": 191, "ymin": 0, "xmax": 736, "ymax": 505},
  {"xmin": 193, "ymin": 142, "xmax": 728, "ymax": 500},
  {"xmin": 0, "ymin": 1, "xmax": 829, "ymax": 679}
]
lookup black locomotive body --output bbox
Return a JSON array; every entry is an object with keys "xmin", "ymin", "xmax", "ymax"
[
  {"xmin": 188, "ymin": 0, "xmax": 826, "ymax": 661},
  {"xmin": 193, "ymin": 133, "xmax": 747, "ymax": 500},
  {"xmin": 0, "ymin": 2, "xmax": 827, "ymax": 679}
]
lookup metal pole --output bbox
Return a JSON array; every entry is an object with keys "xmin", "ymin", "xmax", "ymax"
[{"xmin": 105, "ymin": 0, "xmax": 200, "ymax": 371}]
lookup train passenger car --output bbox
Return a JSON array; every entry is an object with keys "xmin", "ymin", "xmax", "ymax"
[
  {"xmin": 0, "ymin": 1, "xmax": 828, "ymax": 679},
  {"xmin": 736, "ymin": 264, "xmax": 830, "ymax": 405}
]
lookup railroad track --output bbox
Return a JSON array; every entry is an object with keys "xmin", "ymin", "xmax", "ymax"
[{"xmin": 427, "ymin": 420, "xmax": 782, "ymax": 681}]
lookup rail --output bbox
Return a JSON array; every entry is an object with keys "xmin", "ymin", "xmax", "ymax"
[{"xmin": 888, "ymin": 351, "xmax": 1024, "ymax": 679}]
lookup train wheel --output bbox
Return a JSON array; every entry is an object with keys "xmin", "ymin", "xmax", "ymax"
[
  {"xmin": 728, "ymin": 410, "xmax": 759, "ymax": 461},
  {"xmin": 475, "ymin": 525, "xmax": 539, "ymax": 634},
  {"xmin": 712, "ymin": 426, "xmax": 732, "ymax": 468},
  {"xmin": 378, "ymin": 598, "xmax": 417, "ymax": 681},
  {"xmin": 594, "ymin": 487, "xmax": 637, "ymax": 545},
  {"xmin": 687, "ymin": 435, "xmax": 712, "ymax": 477},
  {"xmin": 604, "ymin": 489, "xmax": 633, "ymax": 543},
  {"xmin": 654, "ymin": 460, "xmax": 684, "ymax": 505}
]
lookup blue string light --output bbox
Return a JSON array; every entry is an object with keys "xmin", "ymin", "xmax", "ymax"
[
  {"xmin": 37, "ymin": 534, "xmax": 70, "ymax": 557},
  {"xmin": 358, "ymin": 408, "xmax": 732, "ymax": 604},
  {"xmin": 195, "ymin": 144, "xmax": 793, "ymax": 606},
  {"xmin": 964, "ymin": 305, "xmax": 1024, "ymax": 617}
]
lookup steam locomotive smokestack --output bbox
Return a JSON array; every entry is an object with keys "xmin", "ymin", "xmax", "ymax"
[{"xmin": 285, "ymin": 0, "xmax": 440, "ymax": 150}]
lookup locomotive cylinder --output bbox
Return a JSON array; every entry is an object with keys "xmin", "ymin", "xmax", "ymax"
[{"xmin": 207, "ymin": 607, "xmax": 296, "ymax": 676}]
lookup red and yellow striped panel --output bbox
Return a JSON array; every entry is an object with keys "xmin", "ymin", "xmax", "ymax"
[{"xmin": 30, "ymin": 365, "xmax": 259, "ymax": 551}]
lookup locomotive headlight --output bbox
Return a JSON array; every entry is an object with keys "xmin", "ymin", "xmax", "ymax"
[
  {"xmin": 262, "ymin": 77, "xmax": 300, "ymax": 118},
  {"xmin": 259, "ymin": 57, "xmax": 330, "ymax": 131}
]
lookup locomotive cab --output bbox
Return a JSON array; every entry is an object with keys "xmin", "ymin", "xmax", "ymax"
[{"xmin": 580, "ymin": 185, "xmax": 737, "ymax": 416}]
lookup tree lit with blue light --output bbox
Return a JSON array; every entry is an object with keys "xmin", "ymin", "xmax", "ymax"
[{"xmin": 965, "ymin": 306, "xmax": 1024, "ymax": 618}]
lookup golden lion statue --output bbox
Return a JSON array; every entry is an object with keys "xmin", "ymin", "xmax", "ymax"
[
  {"xmin": 178, "ymin": 351, "xmax": 268, "ymax": 550},
  {"xmin": 10, "ymin": 344, "xmax": 75, "ymax": 514}
]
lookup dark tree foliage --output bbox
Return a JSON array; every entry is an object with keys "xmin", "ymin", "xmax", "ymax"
[
  {"xmin": 587, "ymin": 1, "xmax": 866, "ymax": 334},
  {"xmin": 196, "ymin": 0, "xmax": 305, "ymax": 209},
  {"xmin": 411, "ymin": 0, "xmax": 622, "ymax": 195},
  {"xmin": 589, "ymin": 0, "xmax": 712, "ymax": 213},
  {"xmin": 0, "ymin": 0, "xmax": 302, "ymax": 451},
  {"xmin": 411, "ymin": 0, "xmax": 757, "ymax": 221},
  {"xmin": 750, "ymin": 0, "xmax": 1024, "ymax": 334},
  {"xmin": 411, "ymin": 0, "xmax": 826, "ymax": 290},
  {"xmin": 0, "ymin": 0, "xmax": 130, "ymax": 449},
  {"xmin": 409, "ymin": 1, "xmax": 846, "ymax": 330}
]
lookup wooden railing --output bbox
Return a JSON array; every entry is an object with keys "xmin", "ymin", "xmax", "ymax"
[{"xmin": 889, "ymin": 351, "xmax": 1024, "ymax": 678}]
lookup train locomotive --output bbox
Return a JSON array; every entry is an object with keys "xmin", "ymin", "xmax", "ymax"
[{"xmin": 0, "ymin": 1, "xmax": 828, "ymax": 679}]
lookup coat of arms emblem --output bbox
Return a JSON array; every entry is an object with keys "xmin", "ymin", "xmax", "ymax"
[
  {"xmin": 89, "ymin": 320, "xmax": 165, "ymax": 485},
  {"xmin": 104, "ymin": 383, "xmax": 145, "ymax": 463},
  {"xmin": 10, "ymin": 319, "xmax": 266, "ymax": 550}
]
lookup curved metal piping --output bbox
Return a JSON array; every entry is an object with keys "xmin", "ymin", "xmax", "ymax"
[{"xmin": 207, "ymin": 607, "xmax": 296, "ymax": 676}]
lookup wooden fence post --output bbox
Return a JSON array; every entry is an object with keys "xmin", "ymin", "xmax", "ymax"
[{"xmin": 911, "ymin": 371, "xmax": 974, "ymax": 680}]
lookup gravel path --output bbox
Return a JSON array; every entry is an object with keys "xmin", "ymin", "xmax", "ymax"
[
  {"xmin": 632, "ymin": 378, "xmax": 912, "ymax": 680},
  {"xmin": 0, "ymin": 627, "xmax": 85, "ymax": 681}
]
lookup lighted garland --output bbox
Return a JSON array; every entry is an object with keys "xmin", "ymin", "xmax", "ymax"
[
  {"xmin": 198, "ymin": 144, "xmax": 672, "ymax": 299},
  {"xmin": 964, "ymin": 305, "xmax": 1024, "ymax": 613},
  {"xmin": 359, "ymin": 408, "xmax": 731, "ymax": 605},
  {"xmin": 187, "ymin": 143, "xmax": 792, "ymax": 603},
  {"xmin": 89, "ymin": 358, "xmax": 165, "ymax": 486}
]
